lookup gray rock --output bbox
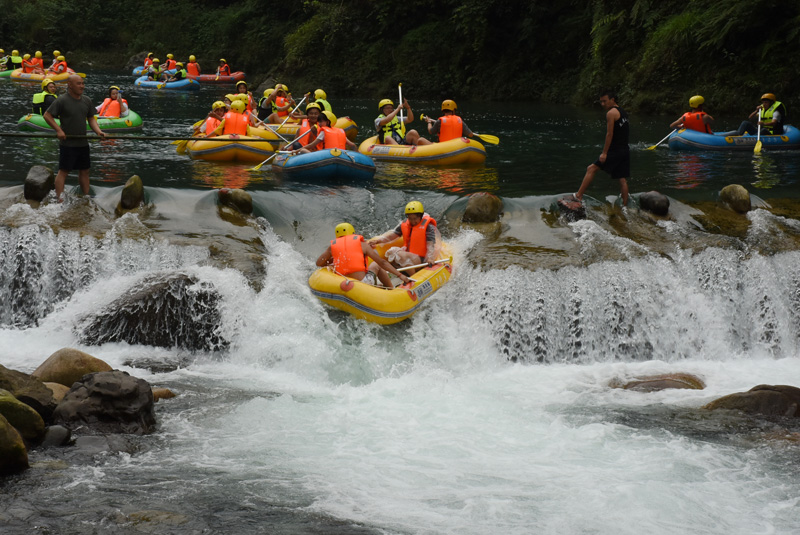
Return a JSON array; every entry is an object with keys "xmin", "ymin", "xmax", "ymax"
[
  {"xmin": 719, "ymin": 184, "xmax": 751, "ymax": 214},
  {"xmin": 118, "ymin": 174, "xmax": 145, "ymax": 212},
  {"xmin": 40, "ymin": 424, "xmax": 72, "ymax": 447},
  {"xmin": 703, "ymin": 384, "xmax": 800, "ymax": 417},
  {"xmin": 462, "ymin": 192, "xmax": 504, "ymax": 223},
  {"xmin": 638, "ymin": 191, "xmax": 670, "ymax": 216},
  {"xmin": 218, "ymin": 188, "xmax": 253, "ymax": 215},
  {"xmin": 23, "ymin": 165, "xmax": 54, "ymax": 202}
]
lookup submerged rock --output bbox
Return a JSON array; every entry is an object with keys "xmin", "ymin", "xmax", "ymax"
[
  {"xmin": 0, "ymin": 413, "xmax": 28, "ymax": 475},
  {"xmin": 32, "ymin": 348, "xmax": 113, "ymax": 388},
  {"xmin": 53, "ymin": 370, "xmax": 156, "ymax": 435},
  {"xmin": 462, "ymin": 192, "xmax": 503, "ymax": 223},
  {"xmin": 638, "ymin": 191, "xmax": 670, "ymax": 217},
  {"xmin": 0, "ymin": 364, "xmax": 56, "ymax": 421},
  {"xmin": 23, "ymin": 165, "xmax": 54, "ymax": 203},
  {"xmin": 116, "ymin": 174, "xmax": 145, "ymax": 215},
  {"xmin": 719, "ymin": 184, "xmax": 751, "ymax": 214},
  {"xmin": 78, "ymin": 273, "xmax": 229, "ymax": 352},
  {"xmin": 218, "ymin": 188, "xmax": 253, "ymax": 215},
  {"xmin": 703, "ymin": 384, "xmax": 800, "ymax": 417},
  {"xmin": 609, "ymin": 373, "xmax": 705, "ymax": 392},
  {"xmin": 152, "ymin": 388, "xmax": 177, "ymax": 401},
  {"xmin": 557, "ymin": 194, "xmax": 586, "ymax": 221},
  {"xmin": 40, "ymin": 424, "xmax": 72, "ymax": 447}
]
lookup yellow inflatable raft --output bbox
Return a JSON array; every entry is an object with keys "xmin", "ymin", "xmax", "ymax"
[
  {"xmin": 358, "ymin": 136, "xmax": 486, "ymax": 166},
  {"xmin": 10, "ymin": 68, "xmax": 71, "ymax": 83},
  {"xmin": 250, "ymin": 117, "xmax": 358, "ymax": 149},
  {"xmin": 308, "ymin": 239, "xmax": 453, "ymax": 325},
  {"xmin": 186, "ymin": 134, "xmax": 274, "ymax": 163}
]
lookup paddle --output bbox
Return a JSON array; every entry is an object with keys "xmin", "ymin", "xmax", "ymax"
[
  {"xmin": 247, "ymin": 124, "xmax": 315, "ymax": 171},
  {"xmin": 472, "ymin": 133, "xmax": 499, "ymax": 145},
  {"xmin": 754, "ymin": 108, "xmax": 763, "ymax": 154},
  {"xmin": 396, "ymin": 257, "xmax": 451, "ymax": 272},
  {"xmin": 260, "ymin": 94, "xmax": 309, "ymax": 145},
  {"xmin": 398, "ymin": 83, "xmax": 404, "ymax": 124},
  {"xmin": 646, "ymin": 129, "xmax": 677, "ymax": 150},
  {"xmin": 172, "ymin": 118, "xmax": 208, "ymax": 153}
]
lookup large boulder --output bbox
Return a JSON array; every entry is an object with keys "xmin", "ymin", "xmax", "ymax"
[
  {"xmin": 719, "ymin": 184, "xmax": 751, "ymax": 214},
  {"xmin": 0, "ymin": 413, "xmax": 28, "ymax": 475},
  {"xmin": 610, "ymin": 373, "xmax": 705, "ymax": 392},
  {"xmin": 52, "ymin": 371, "xmax": 156, "ymax": 434},
  {"xmin": 703, "ymin": 384, "xmax": 800, "ymax": 417},
  {"xmin": 32, "ymin": 348, "xmax": 113, "ymax": 388},
  {"xmin": 44, "ymin": 382, "xmax": 71, "ymax": 403},
  {"xmin": 23, "ymin": 165, "xmax": 54, "ymax": 202},
  {"xmin": 78, "ymin": 273, "xmax": 228, "ymax": 352},
  {"xmin": 0, "ymin": 364, "xmax": 57, "ymax": 420},
  {"xmin": 218, "ymin": 188, "xmax": 253, "ymax": 215},
  {"xmin": 462, "ymin": 192, "xmax": 503, "ymax": 223},
  {"xmin": 116, "ymin": 175, "xmax": 145, "ymax": 215},
  {"xmin": 0, "ymin": 389, "xmax": 46, "ymax": 443},
  {"xmin": 638, "ymin": 191, "xmax": 670, "ymax": 217}
]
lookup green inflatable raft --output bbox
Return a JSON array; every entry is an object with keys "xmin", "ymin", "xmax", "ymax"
[{"xmin": 17, "ymin": 110, "xmax": 143, "ymax": 133}]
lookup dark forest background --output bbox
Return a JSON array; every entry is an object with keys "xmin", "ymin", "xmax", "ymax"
[{"xmin": 2, "ymin": 0, "xmax": 799, "ymax": 113}]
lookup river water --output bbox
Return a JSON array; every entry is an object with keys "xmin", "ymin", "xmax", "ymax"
[{"xmin": 1, "ymin": 72, "xmax": 800, "ymax": 534}]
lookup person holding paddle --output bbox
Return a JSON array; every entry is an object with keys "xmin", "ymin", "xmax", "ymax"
[
  {"xmin": 368, "ymin": 201, "xmax": 441, "ymax": 275},
  {"xmin": 731, "ymin": 93, "xmax": 786, "ymax": 136},
  {"xmin": 424, "ymin": 99, "xmax": 474, "ymax": 142},
  {"xmin": 375, "ymin": 98, "xmax": 431, "ymax": 146},
  {"xmin": 670, "ymin": 95, "xmax": 714, "ymax": 133},
  {"xmin": 216, "ymin": 58, "xmax": 231, "ymax": 77}
]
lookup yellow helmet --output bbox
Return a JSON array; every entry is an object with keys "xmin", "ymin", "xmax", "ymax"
[
  {"xmin": 761, "ymin": 93, "xmax": 777, "ymax": 102},
  {"xmin": 109, "ymin": 85, "xmax": 121, "ymax": 91},
  {"xmin": 41, "ymin": 78, "xmax": 55, "ymax": 90},
  {"xmin": 212, "ymin": 100, "xmax": 226, "ymax": 110},
  {"xmin": 219, "ymin": 58, "xmax": 227, "ymax": 62},
  {"xmin": 176, "ymin": 62, "xmax": 184, "ymax": 67},
  {"xmin": 320, "ymin": 110, "xmax": 337, "ymax": 125},
  {"xmin": 35, "ymin": 51, "xmax": 42, "ymax": 58},
  {"xmin": 167, "ymin": 53, "xmax": 174, "ymax": 59},
  {"xmin": 12, "ymin": 50, "xmax": 19, "ymax": 56},
  {"xmin": 263, "ymin": 88, "xmax": 274, "ymax": 98},
  {"xmin": 274, "ymin": 83, "xmax": 288, "ymax": 92},
  {"xmin": 53, "ymin": 50, "xmax": 60, "ymax": 56},
  {"xmin": 236, "ymin": 80, "xmax": 247, "ymax": 89},
  {"xmin": 335, "ymin": 222, "xmax": 355, "ymax": 237},
  {"xmin": 230, "ymin": 100, "xmax": 246, "ymax": 113},
  {"xmin": 23, "ymin": 54, "xmax": 30, "ymax": 60},
  {"xmin": 152, "ymin": 58, "xmax": 160, "ymax": 64},
  {"xmin": 441, "ymin": 99, "xmax": 457, "ymax": 111},
  {"xmin": 688, "ymin": 95, "xmax": 704, "ymax": 108},
  {"xmin": 57, "ymin": 55, "xmax": 65, "ymax": 61},
  {"xmin": 224, "ymin": 93, "xmax": 237, "ymax": 102},
  {"xmin": 146, "ymin": 52, "xmax": 153, "ymax": 58},
  {"xmin": 189, "ymin": 55, "xmax": 196, "ymax": 62},
  {"xmin": 405, "ymin": 201, "xmax": 424, "ymax": 215},
  {"xmin": 234, "ymin": 94, "xmax": 247, "ymax": 102},
  {"xmin": 0, "ymin": 49, "xmax": 4, "ymax": 54},
  {"xmin": 305, "ymin": 102, "xmax": 321, "ymax": 112},
  {"xmin": 378, "ymin": 98, "xmax": 394, "ymax": 110},
  {"xmin": 314, "ymin": 89, "xmax": 326, "ymax": 100}
]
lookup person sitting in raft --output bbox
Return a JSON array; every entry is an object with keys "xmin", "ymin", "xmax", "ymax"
[
  {"xmin": 143, "ymin": 52, "xmax": 154, "ymax": 68},
  {"xmin": 317, "ymin": 223, "xmax": 412, "ymax": 289},
  {"xmin": 286, "ymin": 102, "xmax": 322, "ymax": 151},
  {"xmin": 21, "ymin": 54, "xmax": 36, "ymax": 73},
  {"xmin": 195, "ymin": 101, "xmax": 227, "ymax": 137},
  {"xmin": 232, "ymin": 94, "xmax": 257, "ymax": 126},
  {"xmin": 146, "ymin": 58, "xmax": 163, "ymax": 81},
  {"xmin": 186, "ymin": 55, "xmax": 200, "ymax": 76},
  {"xmin": 0, "ymin": 49, "xmax": 8, "ymax": 70},
  {"xmin": 212, "ymin": 99, "xmax": 252, "ymax": 136},
  {"xmin": 235, "ymin": 81, "xmax": 255, "ymax": 114},
  {"xmin": 163, "ymin": 53, "xmax": 177, "ymax": 71},
  {"xmin": 375, "ymin": 98, "xmax": 431, "ymax": 146},
  {"xmin": 424, "ymin": 99, "xmax": 475, "ymax": 142},
  {"xmin": 32, "ymin": 51, "xmax": 46, "ymax": 73},
  {"xmin": 32, "ymin": 78, "xmax": 58, "ymax": 115},
  {"xmin": 368, "ymin": 200, "xmax": 441, "ymax": 276},
  {"xmin": 48, "ymin": 55, "xmax": 68, "ymax": 74},
  {"xmin": 265, "ymin": 84, "xmax": 297, "ymax": 124},
  {"xmin": 670, "ymin": 95, "xmax": 713, "ymax": 133},
  {"xmin": 216, "ymin": 58, "xmax": 231, "ymax": 77},
  {"xmin": 47, "ymin": 50, "xmax": 61, "ymax": 71},
  {"xmin": 8, "ymin": 50, "xmax": 23, "ymax": 71},
  {"xmin": 312, "ymin": 88, "xmax": 331, "ymax": 112},
  {"xmin": 165, "ymin": 62, "xmax": 188, "ymax": 83},
  {"xmin": 294, "ymin": 111, "xmax": 357, "ymax": 154},
  {"xmin": 96, "ymin": 86, "xmax": 129, "ymax": 118},
  {"xmin": 728, "ymin": 93, "xmax": 787, "ymax": 137}
]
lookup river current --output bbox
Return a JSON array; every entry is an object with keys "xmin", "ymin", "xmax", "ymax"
[{"xmin": 1, "ymin": 72, "xmax": 800, "ymax": 534}]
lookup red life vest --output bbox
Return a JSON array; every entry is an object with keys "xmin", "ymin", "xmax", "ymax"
[
  {"xmin": 681, "ymin": 111, "xmax": 712, "ymax": 134},
  {"xmin": 298, "ymin": 119, "xmax": 319, "ymax": 151},
  {"xmin": 164, "ymin": 59, "xmax": 177, "ymax": 70},
  {"xmin": 276, "ymin": 96, "xmax": 290, "ymax": 117},
  {"xmin": 22, "ymin": 59, "xmax": 36, "ymax": 73},
  {"xmin": 438, "ymin": 115, "xmax": 463, "ymax": 142},
  {"xmin": 321, "ymin": 126, "xmax": 347, "ymax": 150},
  {"xmin": 400, "ymin": 215, "xmax": 436, "ymax": 258},
  {"xmin": 205, "ymin": 116, "xmax": 221, "ymax": 136},
  {"xmin": 34, "ymin": 58, "xmax": 44, "ymax": 71},
  {"xmin": 51, "ymin": 61, "xmax": 67, "ymax": 73},
  {"xmin": 330, "ymin": 235, "xmax": 367, "ymax": 276},
  {"xmin": 187, "ymin": 61, "xmax": 200, "ymax": 76},
  {"xmin": 144, "ymin": 58, "xmax": 153, "ymax": 67},
  {"xmin": 222, "ymin": 112, "xmax": 249, "ymax": 135},
  {"xmin": 97, "ymin": 97, "xmax": 127, "ymax": 117},
  {"xmin": 218, "ymin": 64, "xmax": 231, "ymax": 76}
]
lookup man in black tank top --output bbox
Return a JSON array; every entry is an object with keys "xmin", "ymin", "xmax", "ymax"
[{"xmin": 574, "ymin": 91, "xmax": 630, "ymax": 206}]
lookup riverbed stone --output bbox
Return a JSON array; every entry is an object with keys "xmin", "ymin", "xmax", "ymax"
[
  {"xmin": 218, "ymin": 188, "xmax": 253, "ymax": 215},
  {"xmin": 152, "ymin": 388, "xmax": 177, "ymax": 401},
  {"xmin": 462, "ymin": 192, "xmax": 504, "ymax": 223},
  {"xmin": 40, "ymin": 424, "xmax": 72, "ymax": 447},
  {"xmin": 719, "ymin": 184, "xmax": 751, "ymax": 214},
  {"xmin": 609, "ymin": 373, "xmax": 706, "ymax": 392},
  {"xmin": 0, "ymin": 413, "xmax": 29, "ymax": 475},
  {"xmin": 23, "ymin": 165, "xmax": 54, "ymax": 202},
  {"xmin": 116, "ymin": 174, "xmax": 145, "ymax": 214},
  {"xmin": 0, "ymin": 364, "xmax": 57, "ymax": 420},
  {"xmin": 32, "ymin": 348, "xmax": 113, "ymax": 388},
  {"xmin": 638, "ymin": 191, "xmax": 670, "ymax": 217},
  {"xmin": 53, "ymin": 370, "xmax": 156, "ymax": 434},
  {"xmin": 703, "ymin": 384, "xmax": 800, "ymax": 417},
  {"xmin": 44, "ymin": 382, "xmax": 71, "ymax": 403},
  {"xmin": 0, "ymin": 389, "xmax": 46, "ymax": 443},
  {"xmin": 557, "ymin": 194, "xmax": 586, "ymax": 221}
]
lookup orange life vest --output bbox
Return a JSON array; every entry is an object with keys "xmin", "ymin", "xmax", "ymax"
[
  {"xmin": 97, "ymin": 97, "xmax": 127, "ymax": 117},
  {"xmin": 164, "ymin": 59, "xmax": 177, "ymax": 70},
  {"xmin": 321, "ymin": 126, "xmax": 347, "ymax": 150},
  {"xmin": 330, "ymin": 235, "xmax": 367, "ymax": 276},
  {"xmin": 205, "ymin": 116, "xmax": 221, "ymax": 136},
  {"xmin": 221, "ymin": 112, "xmax": 249, "ymax": 135},
  {"xmin": 297, "ymin": 119, "xmax": 319, "ymax": 151},
  {"xmin": 276, "ymin": 96, "xmax": 290, "ymax": 117},
  {"xmin": 51, "ymin": 61, "xmax": 67, "ymax": 74},
  {"xmin": 144, "ymin": 58, "xmax": 153, "ymax": 67},
  {"xmin": 681, "ymin": 111, "xmax": 712, "ymax": 134},
  {"xmin": 400, "ymin": 215, "xmax": 436, "ymax": 258},
  {"xmin": 187, "ymin": 61, "xmax": 200, "ymax": 76},
  {"xmin": 438, "ymin": 115, "xmax": 463, "ymax": 142},
  {"xmin": 22, "ymin": 59, "xmax": 36, "ymax": 73},
  {"xmin": 34, "ymin": 58, "xmax": 44, "ymax": 71},
  {"xmin": 218, "ymin": 64, "xmax": 231, "ymax": 76}
]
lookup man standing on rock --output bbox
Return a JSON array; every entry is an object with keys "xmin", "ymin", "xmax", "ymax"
[{"xmin": 43, "ymin": 74, "xmax": 105, "ymax": 201}]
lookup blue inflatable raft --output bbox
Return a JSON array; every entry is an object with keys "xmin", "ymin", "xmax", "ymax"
[
  {"xmin": 668, "ymin": 125, "xmax": 800, "ymax": 151},
  {"xmin": 134, "ymin": 75, "xmax": 199, "ymax": 91},
  {"xmin": 272, "ymin": 149, "xmax": 376, "ymax": 181},
  {"xmin": 132, "ymin": 66, "xmax": 176, "ymax": 76}
]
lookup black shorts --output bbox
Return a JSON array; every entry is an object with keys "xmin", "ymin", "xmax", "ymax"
[
  {"xmin": 59, "ymin": 145, "xmax": 91, "ymax": 172},
  {"xmin": 593, "ymin": 148, "xmax": 629, "ymax": 179}
]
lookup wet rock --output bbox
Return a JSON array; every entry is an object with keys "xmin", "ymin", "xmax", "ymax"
[
  {"xmin": 23, "ymin": 165, "xmax": 54, "ymax": 203},
  {"xmin": 40, "ymin": 424, "xmax": 72, "ymax": 447},
  {"xmin": 116, "ymin": 174, "xmax": 145, "ymax": 215},
  {"xmin": 32, "ymin": 348, "xmax": 113, "ymax": 388},
  {"xmin": 557, "ymin": 194, "xmax": 586, "ymax": 221},
  {"xmin": 462, "ymin": 192, "xmax": 503, "ymax": 223},
  {"xmin": 0, "ymin": 363, "xmax": 57, "ymax": 420},
  {"xmin": 719, "ymin": 184, "xmax": 751, "ymax": 214},
  {"xmin": 78, "ymin": 273, "xmax": 228, "ymax": 352},
  {"xmin": 152, "ymin": 388, "xmax": 177, "ymax": 401},
  {"xmin": 218, "ymin": 188, "xmax": 253, "ymax": 215},
  {"xmin": 53, "ymin": 370, "xmax": 156, "ymax": 434},
  {"xmin": 0, "ymin": 413, "xmax": 29, "ymax": 475},
  {"xmin": 0, "ymin": 389, "xmax": 46, "ymax": 443},
  {"xmin": 638, "ymin": 191, "xmax": 670, "ymax": 217},
  {"xmin": 69, "ymin": 434, "xmax": 136, "ymax": 456},
  {"xmin": 703, "ymin": 384, "xmax": 800, "ymax": 417},
  {"xmin": 609, "ymin": 373, "xmax": 705, "ymax": 392},
  {"xmin": 44, "ymin": 382, "xmax": 71, "ymax": 403}
]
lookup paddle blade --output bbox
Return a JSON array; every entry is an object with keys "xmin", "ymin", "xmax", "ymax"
[
  {"xmin": 175, "ymin": 139, "xmax": 189, "ymax": 154},
  {"xmin": 475, "ymin": 133, "xmax": 499, "ymax": 145},
  {"xmin": 754, "ymin": 140, "xmax": 763, "ymax": 154}
]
